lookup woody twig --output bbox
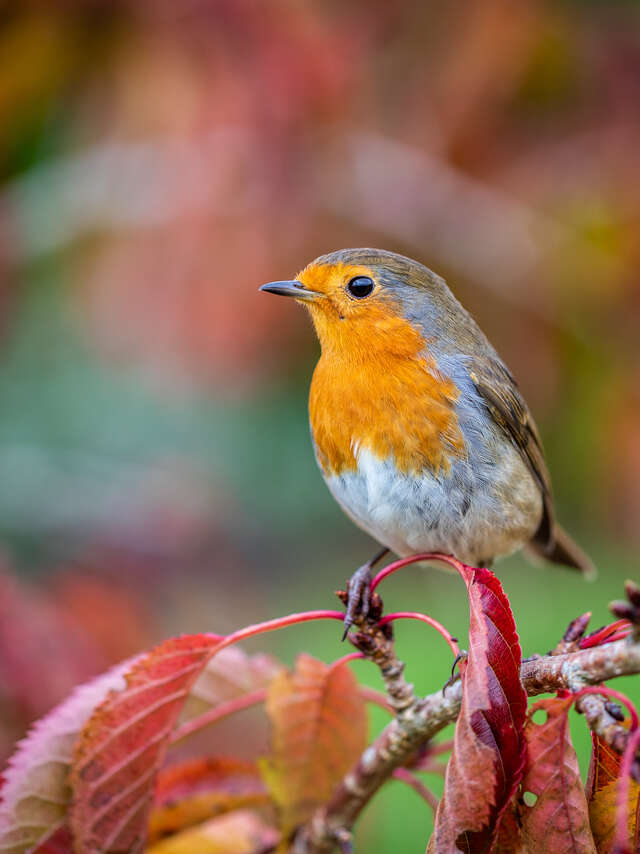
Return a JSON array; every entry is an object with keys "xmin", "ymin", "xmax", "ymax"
[{"xmin": 294, "ymin": 591, "xmax": 640, "ymax": 854}]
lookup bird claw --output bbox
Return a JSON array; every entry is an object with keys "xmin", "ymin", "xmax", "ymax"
[
  {"xmin": 442, "ymin": 650, "xmax": 468, "ymax": 695},
  {"xmin": 342, "ymin": 564, "xmax": 373, "ymax": 640}
]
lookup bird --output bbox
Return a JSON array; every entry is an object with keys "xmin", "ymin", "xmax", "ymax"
[{"xmin": 260, "ymin": 248, "xmax": 594, "ymax": 632}]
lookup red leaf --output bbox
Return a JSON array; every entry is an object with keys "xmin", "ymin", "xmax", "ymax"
[
  {"xmin": 0, "ymin": 657, "xmax": 136, "ymax": 854},
  {"xmin": 32, "ymin": 825, "xmax": 74, "ymax": 853},
  {"xmin": 69, "ymin": 634, "xmax": 223, "ymax": 854},
  {"xmin": 519, "ymin": 696, "xmax": 596, "ymax": 852},
  {"xmin": 488, "ymin": 803, "xmax": 523, "ymax": 854},
  {"xmin": 429, "ymin": 566, "xmax": 527, "ymax": 853},
  {"xmin": 0, "ymin": 639, "xmax": 281, "ymax": 854}
]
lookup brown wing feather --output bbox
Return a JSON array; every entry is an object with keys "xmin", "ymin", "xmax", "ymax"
[
  {"xmin": 469, "ymin": 358, "xmax": 594, "ymax": 575},
  {"xmin": 468, "ymin": 358, "xmax": 554, "ymax": 550}
]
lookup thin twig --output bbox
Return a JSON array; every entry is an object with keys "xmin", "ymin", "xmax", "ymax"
[{"xmin": 337, "ymin": 590, "xmax": 417, "ymax": 716}]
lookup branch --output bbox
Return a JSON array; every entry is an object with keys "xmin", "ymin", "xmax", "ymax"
[{"xmin": 293, "ymin": 636, "xmax": 640, "ymax": 854}]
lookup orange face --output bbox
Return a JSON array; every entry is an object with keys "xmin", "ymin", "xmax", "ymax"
[
  {"xmin": 297, "ymin": 261, "xmax": 381, "ymax": 313},
  {"xmin": 294, "ymin": 262, "xmax": 465, "ymax": 476},
  {"xmin": 295, "ymin": 261, "xmax": 413, "ymax": 360},
  {"xmin": 260, "ymin": 250, "xmax": 467, "ymax": 477}
]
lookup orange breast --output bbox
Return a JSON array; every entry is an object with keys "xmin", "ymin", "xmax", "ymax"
[{"xmin": 308, "ymin": 308, "xmax": 466, "ymax": 477}]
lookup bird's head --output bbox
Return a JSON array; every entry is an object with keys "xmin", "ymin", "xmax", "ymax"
[{"xmin": 260, "ymin": 248, "xmax": 453, "ymax": 360}]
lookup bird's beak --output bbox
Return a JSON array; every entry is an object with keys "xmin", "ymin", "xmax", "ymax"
[{"xmin": 259, "ymin": 280, "xmax": 322, "ymax": 301}]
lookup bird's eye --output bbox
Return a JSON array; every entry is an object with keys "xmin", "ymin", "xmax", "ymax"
[{"xmin": 346, "ymin": 276, "xmax": 374, "ymax": 299}]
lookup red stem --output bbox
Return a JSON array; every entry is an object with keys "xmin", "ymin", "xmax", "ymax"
[
  {"xmin": 170, "ymin": 646, "xmax": 386, "ymax": 744},
  {"xmin": 358, "ymin": 686, "xmax": 394, "ymax": 715},
  {"xmin": 426, "ymin": 739, "xmax": 454, "ymax": 757},
  {"xmin": 170, "ymin": 689, "xmax": 266, "ymax": 744},
  {"xmin": 573, "ymin": 686, "xmax": 639, "ymax": 730},
  {"xmin": 615, "ymin": 728, "xmax": 640, "ymax": 852},
  {"xmin": 206, "ymin": 610, "xmax": 346, "ymax": 658},
  {"xmin": 330, "ymin": 652, "xmax": 365, "ymax": 670},
  {"xmin": 167, "ymin": 610, "xmax": 345, "ymax": 742},
  {"xmin": 415, "ymin": 759, "xmax": 448, "ymax": 776},
  {"xmin": 377, "ymin": 612, "xmax": 459, "ymax": 658},
  {"xmin": 392, "ymin": 768, "xmax": 439, "ymax": 812},
  {"xmin": 371, "ymin": 552, "xmax": 465, "ymax": 593}
]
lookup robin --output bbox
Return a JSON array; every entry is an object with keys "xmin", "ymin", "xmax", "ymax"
[{"xmin": 260, "ymin": 248, "xmax": 594, "ymax": 632}]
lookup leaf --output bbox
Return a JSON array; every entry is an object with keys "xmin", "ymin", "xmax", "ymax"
[
  {"xmin": 68, "ymin": 637, "xmax": 284, "ymax": 853},
  {"xmin": 489, "ymin": 804, "xmax": 524, "ymax": 854},
  {"xmin": 149, "ymin": 757, "xmax": 269, "ymax": 842},
  {"xmin": 146, "ymin": 809, "xmax": 279, "ymax": 854},
  {"xmin": 587, "ymin": 733, "xmax": 640, "ymax": 853},
  {"xmin": 68, "ymin": 634, "xmax": 224, "ymax": 853},
  {"xmin": 0, "ymin": 637, "xmax": 281, "ymax": 854},
  {"xmin": 259, "ymin": 654, "xmax": 367, "ymax": 837},
  {"xmin": 180, "ymin": 647, "xmax": 282, "ymax": 725},
  {"xmin": 0, "ymin": 657, "xmax": 136, "ymax": 854},
  {"xmin": 429, "ymin": 566, "xmax": 527, "ymax": 853},
  {"xmin": 31, "ymin": 825, "xmax": 73, "ymax": 853},
  {"xmin": 518, "ymin": 696, "xmax": 596, "ymax": 852},
  {"xmin": 589, "ymin": 781, "xmax": 640, "ymax": 854},
  {"xmin": 587, "ymin": 732, "xmax": 626, "ymax": 797}
]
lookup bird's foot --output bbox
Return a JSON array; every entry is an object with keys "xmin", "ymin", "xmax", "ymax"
[
  {"xmin": 442, "ymin": 649, "xmax": 468, "ymax": 695},
  {"xmin": 339, "ymin": 547, "xmax": 389, "ymax": 639},
  {"xmin": 342, "ymin": 563, "xmax": 373, "ymax": 639}
]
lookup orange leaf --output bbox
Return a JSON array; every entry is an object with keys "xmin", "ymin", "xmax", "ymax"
[
  {"xmin": 259, "ymin": 654, "xmax": 367, "ymax": 836},
  {"xmin": 429, "ymin": 567, "xmax": 527, "ymax": 853},
  {"xmin": 589, "ymin": 779, "xmax": 640, "ymax": 854},
  {"xmin": 148, "ymin": 757, "xmax": 269, "ymax": 842},
  {"xmin": 587, "ymin": 732, "xmax": 640, "ymax": 853},
  {"xmin": 587, "ymin": 732, "xmax": 626, "ymax": 797},
  {"xmin": 519, "ymin": 696, "xmax": 596, "ymax": 852}
]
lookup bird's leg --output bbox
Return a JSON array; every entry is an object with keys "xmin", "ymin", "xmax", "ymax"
[{"xmin": 343, "ymin": 547, "xmax": 389, "ymax": 639}]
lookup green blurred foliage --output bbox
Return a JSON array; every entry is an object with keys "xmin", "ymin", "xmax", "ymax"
[{"xmin": 0, "ymin": 0, "xmax": 639, "ymax": 847}]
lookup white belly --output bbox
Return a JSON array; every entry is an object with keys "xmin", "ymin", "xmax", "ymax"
[{"xmin": 323, "ymin": 446, "xmax": 542, "ymax": 565}]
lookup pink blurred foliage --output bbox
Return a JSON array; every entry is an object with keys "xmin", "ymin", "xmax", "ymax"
[
  {"xmin": 79, "ymin": 220, "xmax": 305, "ymax": 390},
  {"xmin": 68, "ymin": 0, "xmax": 373, "ymax": 391},
  {"xmin": 0, "ymin": 558, "xmax": 154, "ymax": 766},
  {"xmin": 1, "ymin": 0, "xmax": 639, "ymax": 535},
  {"xmin": 602, "ymin": 379, "xmax": 640, "ymax": 548}
]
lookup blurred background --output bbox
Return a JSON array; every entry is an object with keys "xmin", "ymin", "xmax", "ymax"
[{"xmin": 1, "ymin": 0, "xmax": 639, "ymax": 847}]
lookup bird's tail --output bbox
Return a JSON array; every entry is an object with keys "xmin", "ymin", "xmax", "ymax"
[{"xmin": 526, "ymin": 523, "xmax": 597, "ymax": 580}]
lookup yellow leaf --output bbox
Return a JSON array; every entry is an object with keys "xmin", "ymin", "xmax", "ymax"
[
  {"xmin": 146, "ymin": 810, "xmax": 279, "ymax": 854},
  {"xmin": 589, "ymin": 778, "xmax": 640, "ymax": 853}
]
